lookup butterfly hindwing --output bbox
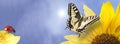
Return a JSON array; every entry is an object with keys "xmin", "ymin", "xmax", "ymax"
[
  {"xmin": 77, "ymin": 16, "xmax": 99, "ymax": 32},
  {"xmin": 76, "ymin": 4, "xmax": 100, "ymax": 33}
]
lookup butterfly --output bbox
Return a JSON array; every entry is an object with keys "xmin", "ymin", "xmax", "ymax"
[{"xmin": 66, "ymin": 3, "xmax": 100, "ymax": 36}]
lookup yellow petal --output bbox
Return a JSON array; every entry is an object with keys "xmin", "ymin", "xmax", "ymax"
[
  {"xmin": 64, "ymin": 35, "xmax": 80, "ymax": 42},
  {"xmin": 64, "ymin": 35, "xmax": 90, "ymax": 44},
  {"xmin": 85, "ymin": 21, "xmax": 102, "ymax": 36},
  {"xmin": 100, "ymin": 2, "xmax": 114, "ymax": 34},
  {"xmin": 61, "ymin": 41, "xmax": 77, "ymax": 44},
  {"xmin": 111, "ymin": 4, "xmax": 120, "ymax": 34},
  {"xmin": 7, "ymin": 36, "xmax": 20, "ymax": 44},
  {"xmin": 0, "ymin": 30, "xmax": 20, "ymax": 44},
  {"xmin": 61, "ymin": 40, "xmax": 90, "ymax": 44},
  {"xmin": 83, "ymin": 5, "xmax": 96, "ymax": 16},
  {"xmin": 116, "ymin": 4, "xmax": 120, "ymax": 15}
]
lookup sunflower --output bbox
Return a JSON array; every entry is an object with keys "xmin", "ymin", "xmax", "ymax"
[
  {"xmin": 61, "ymin": 1, "xmax": 120, "ymax": 44},
  {"xmin": 0, "ymin": 30, "xmax": 20, "ymax": 44}
]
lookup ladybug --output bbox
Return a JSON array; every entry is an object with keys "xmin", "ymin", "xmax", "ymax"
[{"xmin": 4, "ymin": 25, "xmax": 15, "ymax": 33}]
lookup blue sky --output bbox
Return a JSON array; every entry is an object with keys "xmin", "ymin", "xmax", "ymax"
[{"xmin": 0, "ymin": 0, "xmax": 119, "ymax": 44}]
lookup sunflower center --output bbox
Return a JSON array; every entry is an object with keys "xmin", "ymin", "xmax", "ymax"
[{"xmin": 91, "ymin": 34, "xmax": 120, "ymax": 44}]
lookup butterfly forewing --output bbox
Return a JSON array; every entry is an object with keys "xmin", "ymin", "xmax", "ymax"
[
  {"xmin": 67, "ymin": 3, "xmax": 82, "ymax": 31},
  {"xmin": 68, "ymin": 3, "xmax": 82, "ymax": 25},
  {"xmin": 77, "ymin": 16, "xmax": 99, "ymax": 32}
]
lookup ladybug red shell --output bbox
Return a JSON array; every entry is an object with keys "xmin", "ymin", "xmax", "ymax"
[{"xmin": 4, "ymin": 25, "xmax": 15, "ymax": 33}]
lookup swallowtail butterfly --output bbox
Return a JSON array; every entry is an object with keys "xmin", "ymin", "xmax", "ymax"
[{"xmin": 66, "ymin": 3, "xmax": 99, "ymax": 36}]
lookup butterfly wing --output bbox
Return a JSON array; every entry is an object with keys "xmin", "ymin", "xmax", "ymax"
[
  {"xmin": 67, "ymin": 3, "xmax": 82, "ymax": 31},
  {"xmin": 77, "ymin": 16, "xmax": 99, "ymax": 32}
]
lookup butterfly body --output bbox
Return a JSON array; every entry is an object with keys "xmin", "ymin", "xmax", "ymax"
[{"xmin": 66, "ymin": 3, "xmax": 100, "ymax": 35}]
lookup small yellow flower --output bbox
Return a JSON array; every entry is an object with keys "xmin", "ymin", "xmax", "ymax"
[
  {"xmin": 61, "ymin": 2, "xmax": 120, "ymax": 44},
  {"xmin": 0, "ymin": 30, "xmax": 20, "ymax": 44}
]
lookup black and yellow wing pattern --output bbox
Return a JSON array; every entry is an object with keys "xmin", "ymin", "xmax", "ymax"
[{"xmin": 66, "ymin": 3, "xmax": 100, "ymax": 36}]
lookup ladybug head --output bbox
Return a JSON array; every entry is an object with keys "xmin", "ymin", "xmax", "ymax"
[{"xmin": 4, "ymin": 25, "xmax": 15, "ymax": 33}]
